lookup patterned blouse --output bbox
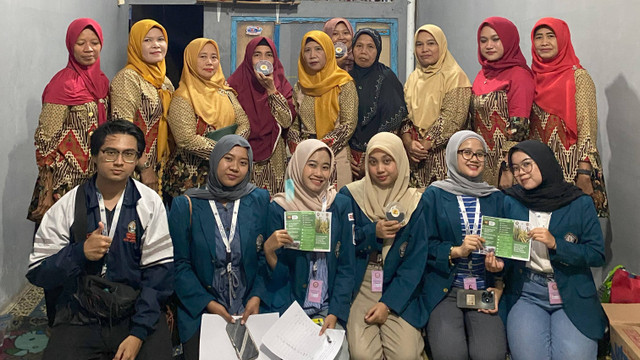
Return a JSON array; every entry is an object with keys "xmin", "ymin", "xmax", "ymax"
[{"xmin": 402, "ymin": 87, "xmax": 471, "ymax": 188}]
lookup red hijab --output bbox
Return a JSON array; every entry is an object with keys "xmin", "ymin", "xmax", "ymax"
[
  {"xmin": 227, "ymin": 37, "xmax": 295, "ymax": 162},
  {"xmin": 531, "ymin": 18, "xmax": 583, "ymax": 138},
  {"xmin": 42, "ymin": 18, "xmax": 109, "ymax": 124}
]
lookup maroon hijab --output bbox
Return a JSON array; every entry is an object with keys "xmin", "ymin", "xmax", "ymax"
[
  {"xmin": 475, "ymin": 17, "xmax": 531, "ymax": 80},
  {"xmin": 42, "ymin": 18, "xmax": 110, "ymax": 124},
  {"xmin": 228, "ymin": 37, "xmax": 295, "ymax": 162}
]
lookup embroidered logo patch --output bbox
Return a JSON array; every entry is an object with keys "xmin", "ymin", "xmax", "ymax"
[
  {"xmin": 124, "ymin": 221, "xmax": 137, "ymax": 243},
  {"xmin": 564, "ymin": 232, "xmax": 578, "ymax": 244},
  {"xmin": 399, "ymin": 242, "xmax": 408, "ymax": 258}
]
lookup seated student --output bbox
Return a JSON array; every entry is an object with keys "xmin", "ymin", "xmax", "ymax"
[
  {"xmin": 486, "ymin": 140, "xmax": 606, "ymax": 360},
  {"xmin": 423, "ymin": 130, "xmax": 507, "ymax": 360},
  {"xmin": 26, "ymin": 119, "xmax": 174, "ymax": 360},
  {"xmin": 169, "ymin": 135, "xmax": 269, "ymax": 360},
  {"xmin": 340, "ymin": 132, "xmax": 427, "ymax": 360},
  {"xmin": 264, "ymin": 139, "xmax": 355, "ymax": 360}
]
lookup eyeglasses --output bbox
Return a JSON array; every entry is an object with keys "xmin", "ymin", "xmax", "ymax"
[
  {"xmin": 509, "ymin": 158, "xmax": 534, "ymax": 175},
  {"xmin": 101, "ymin": 149, "xmax": 138, "ymax": 163},
  {"xmin": 457, "ymin": 149, "xmax": 486, "ymax": 161}
]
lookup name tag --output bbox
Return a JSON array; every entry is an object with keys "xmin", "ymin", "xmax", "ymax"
[
  {"xmin": 464, "ymin": 277, "xmax": 478, "ymax": 290},
  {"xmin": 548, "ymin": 281, "xmax": 563, "ymax": 305},
  {"xmin": 371, "ymin": 270, "xmax": 383, "ymax": 292},
  {"xmin": 307, "ymin": 280, "xmax": 323, "ymax": 303}
]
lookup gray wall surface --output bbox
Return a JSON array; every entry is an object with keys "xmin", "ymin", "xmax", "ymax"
[
  {"xmin": 0, "ymin": 0, "xmax": 129, "ymax": 307},
  {"xmin": 416, "ymin": 0, "xmax": 640, "ymax": 274}
]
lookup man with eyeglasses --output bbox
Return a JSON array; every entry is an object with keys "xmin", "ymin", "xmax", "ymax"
[{"xmin": 26, "ymin": 119, "xmax": 174, "ymax": 360}]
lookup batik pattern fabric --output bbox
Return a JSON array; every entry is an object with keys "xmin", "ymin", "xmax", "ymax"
[
  {"xmin": 529, "ymin": 69, "xmax": 608, "ymax": 217},
  {"xmin": 402, "ymin": 87, "xmax": 471, "ymax": 188},
  {"xmin": 28, "ymin": 100, "xmax": 106, "ymax": 222},
  {"xmin": 110, "ymin": 68, "xmax": 174, "ymax": 171},
  {"xmin": 250, "ymin": 93, "xmax": 292, "ymax": 194},
  {"xmin": 163, "ymin": 93, "xmax": 250, "ymax": 198}
]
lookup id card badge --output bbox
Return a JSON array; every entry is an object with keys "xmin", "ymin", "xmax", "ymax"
[
  {"xmin": 307, "ymin": 280, "xmax": 323, "ymax": 303},
  {"xmin": 548, "ymin": 281, "xmax": 563, "ymax": 305},
  {"xmin": 371, "ymin": 270, "xmax": 383, "ymax": 292},
  {"xmin": 463, "ymin": 277, "xmax": 478, "ymax": 290}
]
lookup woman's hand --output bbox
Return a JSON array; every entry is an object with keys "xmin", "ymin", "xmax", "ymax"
[
  {"xmin": 319, "ymin": 314, "xmax": 337, "ymax": 335},
  {"xmin": 206, "ymin": 300, "xmax": 235, "ymax": 323},
  {"xmin": 375, "ymin": 220, "xmax": 401, "ymax": 239},
  {"xmin": 254, "ymin": 71, "xmax": 277, "ymax": 95},
  {"xmin": 240, "ymin": 296, "xmax": 261, "ymax": 325},
  {"xmin": 350, "ymin": 156, "xmax": 364, "ymax": 179},
  {"xmin": 452, "ymin": 235, "xmax": 485, "ymax": 258},
  {"xmin": 528, "ymin": 228, "xmax": 556, "ymax": 250},
  {"xmin": 478, "ymin": 287, "xmax": 502, "ymax": 314},
  {"xmin": 499, "ymin": 169, "xmax": 514, "ymax": 189},
  {"xmin": 364, "ymin": 302, "xmax": 389, "ymax": 325},
  {"xmin": 484, "ymin": 251, "xmax": 504, "ymax": 273},
  {"xmin": 576, "ymin": 174, "xmax": 593, "ymax": 195},
  {"xmin": 31, "ymin": 191, "xmax": 54, "ymax": 220},
  {"xmin": 264, "ymin": 230, "xmax": 293, "ymax": 270}
]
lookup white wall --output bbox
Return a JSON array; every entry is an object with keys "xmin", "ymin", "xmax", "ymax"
[
  {"xmin": 417, "ymin": 0, "xmax": 640, "ymax": 274},
  {"xmin": 0, "ymin": 0, "xmax": 129, "ymax": 307}
]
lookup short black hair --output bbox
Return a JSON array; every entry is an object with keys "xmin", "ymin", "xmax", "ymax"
[{"xmin": 90, "ymin": 119, "xmax": 145, "ymax": 157}]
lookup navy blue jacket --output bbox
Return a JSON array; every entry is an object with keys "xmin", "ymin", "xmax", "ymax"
[
  {"xmin": 501, "ymin": 194, "xmax": 606, "ymax": 340},
  {"xmin": 267, "ymin": 194, "xmax": 355, "ymax": 324},
  {"xmin": 27, "ymin": 177, "xmax": 174, "ymax": 340},
  {"xmin": 340, "ymin": 187, "xmax": 429, "ymax": 328},
  {"xmin": 422, "ymin": 187, "xmax": 504, "ymax": 319},
  {"xmin": 169, "ymin": 189, "xmax": 270, "ymax": 342}
]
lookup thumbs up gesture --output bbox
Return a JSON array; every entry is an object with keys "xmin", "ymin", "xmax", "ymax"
[{"xmin": 84, "ymin": 222, "xmax": 112, "ymax": 261}]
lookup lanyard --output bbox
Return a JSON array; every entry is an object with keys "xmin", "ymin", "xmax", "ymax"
[
  {"xmin": 321, "ymin": 196, "xmax": 327, "ymax": 212},
  {"xmin": 209, "ymin": 199, "xmax": 241, "ymax": 270},
  {"xmin": 96, "ymin": 186, "xmax": 126, "ymax": 275},
  {"xmin": 457, "ymin": 195, "xmax": 481, "ymax": 236}
]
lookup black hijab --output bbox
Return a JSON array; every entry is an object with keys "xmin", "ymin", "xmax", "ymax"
[
  {"xmin": 348, "ymin": 28, "xmax": 406, "ymax": 152},
  {"xmin": 504, "ymin": 140, "xmax": 584, "ymax": 211},
  {"xmin": 186, "ymin": 135, "xmax": 257, "ymax": 201}
]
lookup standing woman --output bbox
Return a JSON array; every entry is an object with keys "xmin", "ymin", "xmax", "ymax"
[
  {"xmin": 169, "ymin": 135, "xmax": 269, "ymax": 360},
  {"xmin": 228, "ymin": 36, "xmax": 295, "ymax": 194},
  {"xmin": 529, "ymin": 18, "xmax": 608, "ymax": 217},
  {"xmin": 164, "ymin": 38, "xmax": 250, "ymax": 198},
  {"xmin": 264, "ymin": 139, "xmax": 354, "ymax": 360},
  {"xmin": 488, "ymin": 140, "xmax": 606, "ymax": 359},
  {"xmin": 423, "ymin": 130, "xmax": 507, "ymax": 360},
  {"xmin": 402, "ymin": 24, "xmax": 472, "ymax": 189},
  {"xmin": 323, "ymin": 18, "xmax": 355, "ymax": 72},
  {"xmin": 111, "ymin": 19, "xmax": 174, "ymax": 194},
  {"xmin": 348, "ymin": 29, "xmax": 407, "ymax": 180},
  {"xmin": 471, "ymin": 17, "xmax": 534, "ymax": 188},
  {"xmin": 341, "ymin": 132, "xmax": 426, "ymax": 360},
  {"xmin": 288, "ymin": 31, "xmax": 358, "ymax": 190},
  {"xmin": 28, "ymin": 18, "xmax": 109, "ymax": 223}
]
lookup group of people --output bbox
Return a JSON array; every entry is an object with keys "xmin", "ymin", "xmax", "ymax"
[{"xmin": 25, "ymin": 14, "xmax": 608, "ymax": 360}]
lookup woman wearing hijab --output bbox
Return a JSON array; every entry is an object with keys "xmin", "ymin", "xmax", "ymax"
[
  {"xmin": 323, "ymin": 18, "xmax": 355, "ymax": 72},
  {"xmin": 471, "ymin": 17, "xmax": 535, "ymax": 189},
  {"xmin": 28, "ymin": 18, "xmax": 109, "ymax": 223},
  {"xmin": 402, "ymin": 24, "xmax": 472, "ymax": 189},
  {"xmin": 423, "ymin": 130, "xmax": 507, "ymax": 360},
  {"xmin": 169, "ymin": 135, "xmax": 269, "ymax": 360},
  {"xmin": 486, "ymin": 140, "xmax": 605, "ymax": 360},
  {"xmin": 529, "ymin": 18, "xmax": 608, "ymax": 217},
  {"xmin": 228, "ymin": 36, "xmax": 295, "ymax": 194},
  {"xmin": 348, "ymin": 29, "xmax": 406, "ymax": 180},
  {"xmin": 288, "ymin": 31, "xmax": 358, "ymax": 190},
  {"xmin": 164, "ymin": 38, "xmax": 250, "ymax": 198},
  {"xmin": 111, "ymin": 19, "xmax": 174, "ymax": 194},
  {"xmin": 340, "ymin": 133, "xmax": 426, "ymax": 360},
  {"xmin": 264, "ymin": 139, "xmax": 355, "ymax": 360}
]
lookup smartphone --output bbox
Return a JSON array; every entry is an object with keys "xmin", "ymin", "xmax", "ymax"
[{"xmin": 456, "ymin": 289, "xmax": 495, "ymax": 310}]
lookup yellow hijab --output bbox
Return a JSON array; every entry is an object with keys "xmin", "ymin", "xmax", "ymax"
[
  {"xmin": 297, "ymin": 30, "xmax": 353, "ymax": 139},
  {"xmin": 174, "ymin": 38, "xmax": 236, "ymax": 129},
  {"xmin": 404, "ymin": 24, "xmax": 471, "ymax": 136},
  {"xmin": 125, "ymin": 19, "xmax": 172, "ymax": 163}
]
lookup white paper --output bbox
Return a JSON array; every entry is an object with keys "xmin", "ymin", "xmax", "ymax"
[
  {"xmin": 262, "ymin": 302, "xmax": 345, "ymax": 360},
  {"xmin": 199, "ymin": 314, "xmax": 237, "ymax": 359}
]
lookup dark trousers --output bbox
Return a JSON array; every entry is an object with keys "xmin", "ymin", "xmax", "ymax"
[
  {"xmin": 182, "ymin": 330, "xmax": 200, "ymax": 360},
  {"xmin": 42, "ymin": 317, "xmax": 172, "ymax": 360}
]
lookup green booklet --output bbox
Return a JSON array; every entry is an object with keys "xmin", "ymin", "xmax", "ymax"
[
  {"xmin": 480, "ymin": 216, "xmax": 532, "ymax": 261},
  {"xmin": 284, "ymin": 211, "xmax": 331, "ymax": 252},
  {"xmin": 205, "ymin": 124, "xmax": 238, "ymax": 142}
]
